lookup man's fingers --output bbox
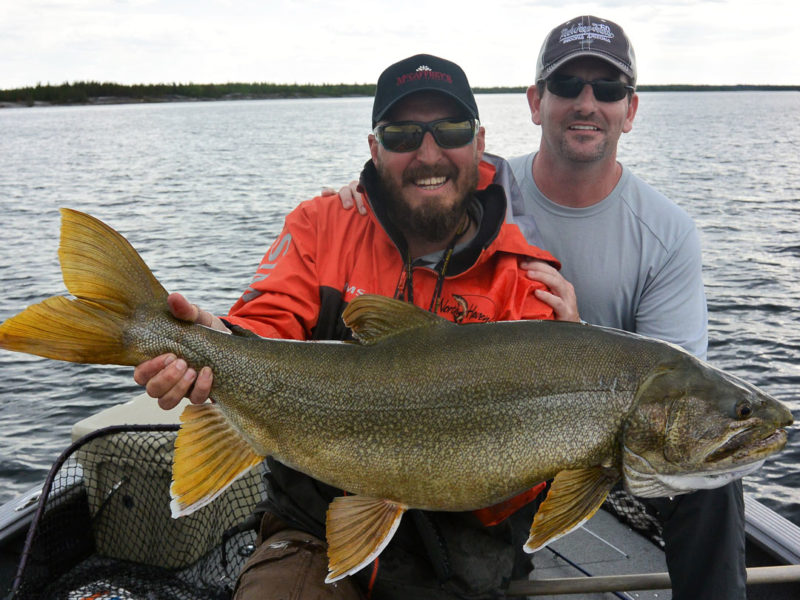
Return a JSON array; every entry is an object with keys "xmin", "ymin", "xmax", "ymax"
[
  {"xmin": 167, "ymin": 293, "xmax": 197, "ymax": 322},
  {"xmin": 189, "ymin": 367, "xmax": 214, "ymax": 404},
  {"xmin": 134, "ymin": 354, "xmax": 176, "ymax": 385},
  {"xmin": 142, "ymin": 358, "xmax": 197, "ymax": 410}
]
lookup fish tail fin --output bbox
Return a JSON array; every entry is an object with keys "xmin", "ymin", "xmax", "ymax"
[
  {"xmin": 170, "ymin": 403, "xmax": 265, "ymax": 517},
  {"xmin": 0, "ymin": 208, "xmax": 168, "ymax": 365}
]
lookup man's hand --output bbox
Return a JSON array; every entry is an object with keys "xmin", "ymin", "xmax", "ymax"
[
  {"xmin": 321, "ymin": 181, "xmax": 367, "ymax": 215},
  {"xmin": 522, "ymin": 260, "xmax": 581, "ymax": 323},
  {"xmin": 132, "ymin": 293, "xmax": 228, "ymax": 410}
]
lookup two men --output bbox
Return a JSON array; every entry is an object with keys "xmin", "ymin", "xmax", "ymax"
[
  {"xmin": 339, "ymin": 16, "xmax": 745, "ymax": 600},
  {"xmin": 137, "ymin": 54, "xmax": 563, "ymax": 598}
]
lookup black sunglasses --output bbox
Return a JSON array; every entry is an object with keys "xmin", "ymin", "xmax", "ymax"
[
  {"xmin": 545, "ymin": 75, "xmax": 634, "ymax": 102},
  {"xmin": 373, "ymin": 118, "xmax": 478, "ymax": 153}
]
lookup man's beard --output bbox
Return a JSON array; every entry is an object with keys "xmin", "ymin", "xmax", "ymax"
[{"xmin": 377, "ymin": 162, "xmax": 479, "ymax": 244}]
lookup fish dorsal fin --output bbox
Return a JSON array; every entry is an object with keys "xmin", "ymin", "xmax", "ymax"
[
  {"xmin": 342, "ymin": 294, "xmax": 450, "ymax": 344},
  {"xmin": 524, "ymin": 467, "xmax": 619, "ymax": 553},
  {"xmin": 325, "ymin": 495, "xmax": 407, "ymax": 582},
  {"xmin": 170, "ymin": 403, "xmax": 265, "ymax": 518}
]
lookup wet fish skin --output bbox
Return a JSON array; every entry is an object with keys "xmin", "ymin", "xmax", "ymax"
[{"xmin": 0, "ymin": 208, "xmax": 792, "ymax": 583}]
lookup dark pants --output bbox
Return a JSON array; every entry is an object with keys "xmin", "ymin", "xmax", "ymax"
[
  {"xmin": 647, "ymin": 480, "xmax": 746, "ymax": 600},
  {"xmin": 233, "ymin": 513, "xmax": 365, "ymax": 600}
]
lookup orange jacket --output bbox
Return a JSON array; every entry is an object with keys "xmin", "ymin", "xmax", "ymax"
[{"xmin": 225, "ymin": 160, "xmax": 559, "ymax": 339}]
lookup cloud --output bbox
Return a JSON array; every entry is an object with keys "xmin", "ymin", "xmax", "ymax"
[{"xmin": 1, "ymin": 0, "xmax": 796, "ymax": 88}]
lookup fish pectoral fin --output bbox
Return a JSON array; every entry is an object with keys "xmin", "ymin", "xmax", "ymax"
[
  {"xmin": 325, "ymin": 495, "xmax": 407, "ymax": 583},
  {"xmin": 524, "ymin": 467, "xmax": 618, "ymax": 553},
  {"xmin": 170, "ymin": 403, "xmax": 264, "ymax": 518}
]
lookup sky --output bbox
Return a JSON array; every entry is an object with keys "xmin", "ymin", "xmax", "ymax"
[{"xmin": 2, "ymin": 0, "xmax": 797, "ymax": 90}]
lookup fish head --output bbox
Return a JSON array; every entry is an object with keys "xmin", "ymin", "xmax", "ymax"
[{"xmin": 622, "ymin": 355, "xmax": 793, "ymax": 498}]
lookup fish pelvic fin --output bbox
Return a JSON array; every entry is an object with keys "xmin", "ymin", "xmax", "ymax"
[
  {"xmin": 325, "ymin": 495, "xmax": 407, "ymax": 583},
  {"xmin": 524, "ymin": 467, "xmax": 619, "ymax": 553},
  {"xmin": 0, "ymin": 208, "xmax": 167, "ymax": 365},
  {"xmin": 342, "ymin": 294, "xmax": 450, "ymax": 344},
  {"xmin": 170, "ymin": 403, "xmax": 265, "ymax": 518}
]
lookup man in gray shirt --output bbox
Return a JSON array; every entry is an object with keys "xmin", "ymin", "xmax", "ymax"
[{"xmin": 510, "ymin": 15, "xmax": 743, "ymax": 600}]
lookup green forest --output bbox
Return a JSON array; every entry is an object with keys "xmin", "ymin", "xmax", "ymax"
[{"xmin": 1, "ymin": 81, "xmax": 797, "ymax": 106}]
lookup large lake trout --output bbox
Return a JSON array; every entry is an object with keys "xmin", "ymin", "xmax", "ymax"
[{"xmin": 0, "ymin": 209, "xmax": 793, "ymax": 582}]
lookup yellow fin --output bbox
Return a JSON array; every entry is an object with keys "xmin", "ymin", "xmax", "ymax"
[
  {"xmin": 170, "ymin": 403, "xmax": 264, "ymax": 518},
  {"xmin": 0, "ymin": 208, "xmax": 167, "ymax": 365},
  {"xmin": 59, "ymin": 207, "xmax": 167, "ymax": 307},
  {"xmin": 342, "ymin": 294, "xmax": 450, "ymax": 344},
  {"xmin": 325, "ymin": 495, "xmax": 407, "ymax": 583},
  {"xmin": 524, "ymin": 467, "xmax": 618, "ymax": 553}
]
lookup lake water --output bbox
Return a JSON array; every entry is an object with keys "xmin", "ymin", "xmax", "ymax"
[{"xmin": 1, "ymin": 92, "xmax": 799, "ymax": 526}]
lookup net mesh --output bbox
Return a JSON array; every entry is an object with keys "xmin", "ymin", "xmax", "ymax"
[
  {"xmin": 603, "ymin": 488, "xmax": 665, "ymax": 549},
  {"xmin": 11, "ymin": 425, "xmax": 265, "ymax": 600}
]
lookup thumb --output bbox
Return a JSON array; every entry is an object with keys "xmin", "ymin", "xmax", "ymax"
[{"xmin": 166, "ymin": 293, "xmax": 199, "ymax": 322}]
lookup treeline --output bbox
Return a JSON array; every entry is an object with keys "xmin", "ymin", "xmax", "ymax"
[
  {"xmin": 637, "ymin": 84, "xmax": 800, "ymax": 92},
  {"xmin": 1, "ymin": 81, "xmax": 798, "ymax": 106},
  {"xmin": 0, "ymin": 81, "xmax": 377, "ymax": 106}
]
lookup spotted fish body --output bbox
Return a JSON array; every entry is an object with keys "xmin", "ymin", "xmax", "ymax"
[{"xmin": 0, "ymin": 209, "xmax": 792, "ymax": 583}]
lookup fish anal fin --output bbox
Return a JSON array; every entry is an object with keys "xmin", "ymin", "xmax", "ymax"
[
  {"xmin": 170, "ymin": 403, "xmax": 264, "ymax": 518},
  {"xmin": 342, "ymin": 295, "xmax": 450, "ymax": 344},
  {"xmin": 325, "ymin": 495, "xmax": 407, "ymax": 583},
  {"xmin": 524, "ymin": 467, "xmax": 618, "ymax": 553}
]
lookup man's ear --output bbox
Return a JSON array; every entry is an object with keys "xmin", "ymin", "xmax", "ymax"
[
  {"xmin": 369, "ymin": 133, "xmax": 380, "ymax": 163},
  {"xmin": 526, "ymin": 84, "xmax": 543, "ymax": 126}
]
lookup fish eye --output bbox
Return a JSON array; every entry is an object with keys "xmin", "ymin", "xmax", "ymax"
[{"xmin": 736, "ymin": 402, "xmax": 753, "ymax": 419}]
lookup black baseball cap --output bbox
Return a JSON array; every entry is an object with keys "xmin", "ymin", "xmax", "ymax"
[
  {"xmin": 536, "ymin": 16, "xmax": 637, "ymax": 86},
  {"xmin": 372, "ymin": 54, "xmax": 479, "ymax": 127}
]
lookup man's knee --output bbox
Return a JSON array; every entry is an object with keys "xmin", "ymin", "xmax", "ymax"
[{"xmin": 233, "ymin": 516, "xmax": 364, "ymax": 600}]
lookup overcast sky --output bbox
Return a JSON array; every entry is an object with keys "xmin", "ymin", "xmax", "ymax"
[{"xmin": 2, "ymin": 0, "xmax": 797, "ymax": 89}]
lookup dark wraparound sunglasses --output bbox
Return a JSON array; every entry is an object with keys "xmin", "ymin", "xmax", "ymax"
[
  {"xmin": 374, "ymin": 118, "xmax": 478, "ymax": 153},
  {"xmin": 546, "ymin": 75, "xmax": 634, "ymax": 102}
]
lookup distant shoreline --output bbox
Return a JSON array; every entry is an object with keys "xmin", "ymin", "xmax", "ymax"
[{"xmin": 1, "ymin": 82, "xmax": 798, "ymax": 108}]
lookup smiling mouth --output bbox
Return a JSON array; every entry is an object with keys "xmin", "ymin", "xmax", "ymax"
[
  {"xmin": 415, "ymin": 176, "xmax": 448, "ymax": 190},
  {"xmin": 569, "ymin": 125, "xmax": 600, "ymax": 132}
]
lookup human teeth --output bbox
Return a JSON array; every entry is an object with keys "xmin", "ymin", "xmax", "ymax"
[
  {"xmin": 417, "ymin": 176, "xmax": 447, "ymax": 187},
  {"xmin": 570, "ymin": 125, "xmax": 599, "ymax": 130}
]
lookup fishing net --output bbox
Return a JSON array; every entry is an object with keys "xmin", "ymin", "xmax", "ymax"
[
  {"xmin": 603, "ymin": 489, "xmax": 665, "ymax": 549},
  {"xmin": 10, "ymin": 425, "xmax": 266, "ymax": 600}
]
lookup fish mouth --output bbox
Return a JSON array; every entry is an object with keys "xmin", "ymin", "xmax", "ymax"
[{"xmin": 705, "ymin": 427, "xmax": 788, "ymax": 464}]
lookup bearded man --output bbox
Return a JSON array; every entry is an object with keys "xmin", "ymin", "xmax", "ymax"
[{"xmin": 135, "ymin": 54, "xmax": 567, "ymax": 599}]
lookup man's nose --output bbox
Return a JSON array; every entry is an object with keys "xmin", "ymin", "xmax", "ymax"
[{"xmin": 415, "ymin": 131, "xmax": 444, "ymax": 161}]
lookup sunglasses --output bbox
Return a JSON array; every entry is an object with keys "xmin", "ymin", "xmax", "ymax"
[
  {"xmin": 373, "ymin": 118, "xmax": 478, "ymax": 153},
  {"xmin": 545, "ymin": 75, "xmax": 634, "ymax": 102}
]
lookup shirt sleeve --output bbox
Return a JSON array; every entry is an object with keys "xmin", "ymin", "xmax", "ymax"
[
  {"xmin": 225, "ymin": 201, "xmax": 323, "ymax": 340},
  {"xmin": 635, "ymin": 225, "xmax": 708, "ymax": 359}
]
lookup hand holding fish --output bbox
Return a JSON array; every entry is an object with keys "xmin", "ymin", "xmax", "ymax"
[
  {"xmin": 520, "ymin": 260, "xmax": 580, "ymax": 323},
  {"xmin": 133, "ymin": 292, "xmax": 226, "ymax": 409}
]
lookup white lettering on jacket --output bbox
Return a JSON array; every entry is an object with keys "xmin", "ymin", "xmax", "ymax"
[{"xmin": 241, "ymin": 232, "xmax": 292, "ymax": 303}]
